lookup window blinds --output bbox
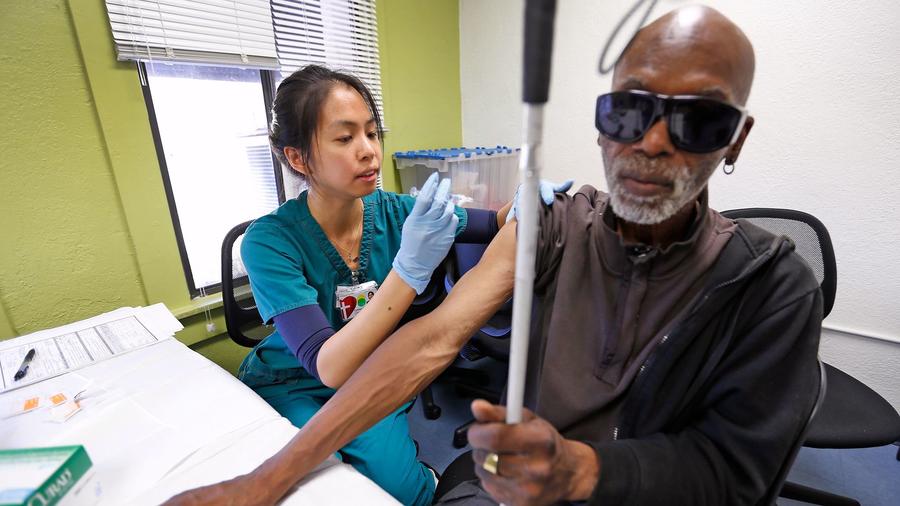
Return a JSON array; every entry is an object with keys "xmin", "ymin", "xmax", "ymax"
[
  {"xmin": 104, "ymin": 1, "xmax": 384, "ymax": 106},
  {"xmin": 105, "ymin": 0, "xmax": 279, "ymax": 68},
  {"xmin": 271, "ymin": 0, "xmax": 383, "ymax": 115}
]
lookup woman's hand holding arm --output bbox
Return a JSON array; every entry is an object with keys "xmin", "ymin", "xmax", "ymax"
[{"xmin": 500, "ymin": 179, "xmax": 573, "ymax": 228}]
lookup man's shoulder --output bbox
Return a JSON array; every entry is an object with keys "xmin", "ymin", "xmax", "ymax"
[
  {"xmin": 573, "ymin": 183, "xmax": 608, "ymax": 205},
  {"xmin": 536, "ymin": 184, "xmax": 608, "ymax": 250},
  {"xmin": 717, "ymin": 217, "xmax": 820, "ymax": 299},
  {"xmin": 534, "ymin": 184, "xmax": 606, "ymax": 288},
  {"xmin": 726, "ymin": 217, "xmax": 812, "ymax": 273},
  {"xmin": 551, "ymin": 183, "xmax": 609, "ymax": 215}
]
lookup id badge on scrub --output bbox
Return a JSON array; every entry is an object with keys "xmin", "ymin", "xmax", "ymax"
[{"xmin": 335, "ymin": 280, "xmax": 378, "ymax": 322}]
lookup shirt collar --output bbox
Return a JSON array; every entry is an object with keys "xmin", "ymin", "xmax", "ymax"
[{"xmin": 596, "ymin": 189, "xmax": 717, "ymax": 277}]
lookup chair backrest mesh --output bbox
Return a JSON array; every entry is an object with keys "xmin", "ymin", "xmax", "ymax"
[
  {"xmin": 740, "ymin": 217, "xmax": 825, "ymax": 286},
  {"xmin": 721, "ymin": 208, "xmax": 836, "ymax": 319}
]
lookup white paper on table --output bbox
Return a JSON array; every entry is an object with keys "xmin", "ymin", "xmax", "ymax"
[
  {"xmin": 43, "ymin": 398, "xmax": 166, "ymax": 458},
  {"xmin": 0, "ymin": 305, "xmax": 183, "ymax": 393},
  {"xmin": 137, "ymin": 303, "xmax": 184, "ymax": 339},
  {"xmin": 45, "ymin": 397, "xmax": 202, "ymax": 506},
  {"xmin": 281, "ymin": 463, "xmax": 401, "ymax": 505},
  {"xmin": 131, "ymin": 360, "xmax": 281, "ymax": 444},
  {"xmin": 131, "ymin": 417, "xmax": 398, "ymax": 506},
  {"xmin": 92, "ymin": 425, "xmax": 199, "ymax": 506}
]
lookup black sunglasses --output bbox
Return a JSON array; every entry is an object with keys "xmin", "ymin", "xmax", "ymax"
[{"xmin": 595, "ymin": 90, "xmax": 748, "ymax": 153}]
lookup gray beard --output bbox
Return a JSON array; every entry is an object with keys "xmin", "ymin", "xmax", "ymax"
[{"xmin": 602, "ymin": 151, "xmax": 718, "ymax": 225}]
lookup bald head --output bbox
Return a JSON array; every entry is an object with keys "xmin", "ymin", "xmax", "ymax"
[
  {"xmin": 598, "ymin": 7, "xmax": 757, "ymax": 236},
  {"xmin": 615, "ymin": 6, "xmax": 755, "ymax": 105}
]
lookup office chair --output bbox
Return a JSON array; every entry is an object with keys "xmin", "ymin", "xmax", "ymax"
[
  {"xmin": 722, "ymin": 208, "xmax": 900, "ymax": 506},
  {"xmin": 221, "ymin": 220, "xmax": 267, "ymax": 348}
]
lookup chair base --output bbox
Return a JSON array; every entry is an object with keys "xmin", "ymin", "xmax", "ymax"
[
  {"xmin": 454, "ymin": 381, "xmax": 499, "ymax": 402},
  {"xmin": 419, "ymin": 386, "xmax": 441, "ymax": 420},
  {"xmin": 779, "ymin": 481, "xmax": 860, "ymax": 506},
  {"xmin": 450, "ymin": 376, "xmax": 502, "ymax": 449},
  {"xmin": 453, "ymin": 420, "xmax": 473, "ymax": 448},
  {"xmin": 419, "ymin": 366, "xmax": 493, "ymax": 421}
]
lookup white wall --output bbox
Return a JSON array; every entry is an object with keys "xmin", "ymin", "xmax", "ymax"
[{"xmin": 460, "ymin": 0, "xmax": 900, "ymax": 410}]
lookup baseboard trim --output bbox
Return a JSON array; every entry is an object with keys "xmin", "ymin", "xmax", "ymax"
[{"xmin": 822, "ymin": 323, "xmax": 900, "ymax": 346}]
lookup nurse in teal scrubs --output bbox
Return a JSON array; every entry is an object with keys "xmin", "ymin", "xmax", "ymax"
[{"xmin": 238, "ymin": 65, "xmax": 493, "ymax": 506}]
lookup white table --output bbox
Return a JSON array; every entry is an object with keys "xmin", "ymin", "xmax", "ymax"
[{"xmin": 0, "ymin": 338, "xmax": 398, "ymax": 505}]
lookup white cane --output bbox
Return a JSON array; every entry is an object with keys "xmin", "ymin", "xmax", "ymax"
[{"xmin": 506, "ymin": 0, "xmax": 558, "ymax": 426}]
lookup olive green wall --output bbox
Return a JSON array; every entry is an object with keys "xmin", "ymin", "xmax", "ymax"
[
  {"xmin": 378, "ymin": 0, "xmax": 463, "ymax": 192},
  {"xmin": 0, "ymin": 0, "xmax": 462, "ymax": 374},
  {"xmin": 0, "ymin": 0, "xmax": 147, "ymax": 334}
]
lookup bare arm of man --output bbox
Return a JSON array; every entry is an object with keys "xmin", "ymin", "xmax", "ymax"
[{"xmin": 164, "ymin": 222, "xmax": 518, "ymax": 506}]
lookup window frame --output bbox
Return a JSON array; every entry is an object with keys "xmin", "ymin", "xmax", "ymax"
[{"xmin": 139, "ymin": 62, "xmax": 283, "ymax": 298}]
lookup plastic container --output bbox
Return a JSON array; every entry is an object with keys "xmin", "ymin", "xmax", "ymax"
[{"xmin": 394, "ymin": 146, "xmax": 520, "ymax": 210}]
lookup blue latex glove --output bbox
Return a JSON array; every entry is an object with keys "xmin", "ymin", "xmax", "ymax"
[
  {"xmin": 505, "ymin": 179, "xmax": 574, "ymax": 223},
  {"xmin": 393, "ymin": 173, "xmax": 459, "ymax": 294}
]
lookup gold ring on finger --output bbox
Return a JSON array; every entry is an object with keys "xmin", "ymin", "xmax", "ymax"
[{"xmin": 482, "ymin": 452, "xmax": 500, "ymax": 476}]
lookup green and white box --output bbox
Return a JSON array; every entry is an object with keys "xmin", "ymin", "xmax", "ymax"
[{"xmin": 0, "ymin": 446, "xmax": 93, "ymax": 506}]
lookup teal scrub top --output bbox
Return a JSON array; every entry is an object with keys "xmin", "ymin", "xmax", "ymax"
[{"xmin": 240, "ymin": 189, "xmax": 468, "ymax": 375}]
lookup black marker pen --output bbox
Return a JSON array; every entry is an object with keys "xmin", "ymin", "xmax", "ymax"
[{"xmin": 14, "ymin": 348, "xmax": 36, "ymax": 381}]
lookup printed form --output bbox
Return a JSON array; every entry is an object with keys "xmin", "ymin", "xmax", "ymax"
[{"xmin": 0, "ymin": 304, "xmax": 183, "ymax": 393}]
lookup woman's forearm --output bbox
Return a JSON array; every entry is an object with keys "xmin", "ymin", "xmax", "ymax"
[
  {"xmin": 498, "ymin": 201, "xmax": 512, "ymax": 229},
  {"xmin": 316, "ymin": 270, "xmax": 416, "ymax": 388}
]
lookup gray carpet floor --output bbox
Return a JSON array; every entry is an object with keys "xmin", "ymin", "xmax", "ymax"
[{"xmin": 408, "ymin": 357, "xmax": 900, "ymax": 505}]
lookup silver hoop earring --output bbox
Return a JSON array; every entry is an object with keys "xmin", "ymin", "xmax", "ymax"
[{"xmin": 723, "ymin": 161, "xmax": 736, "ymax": 175}]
